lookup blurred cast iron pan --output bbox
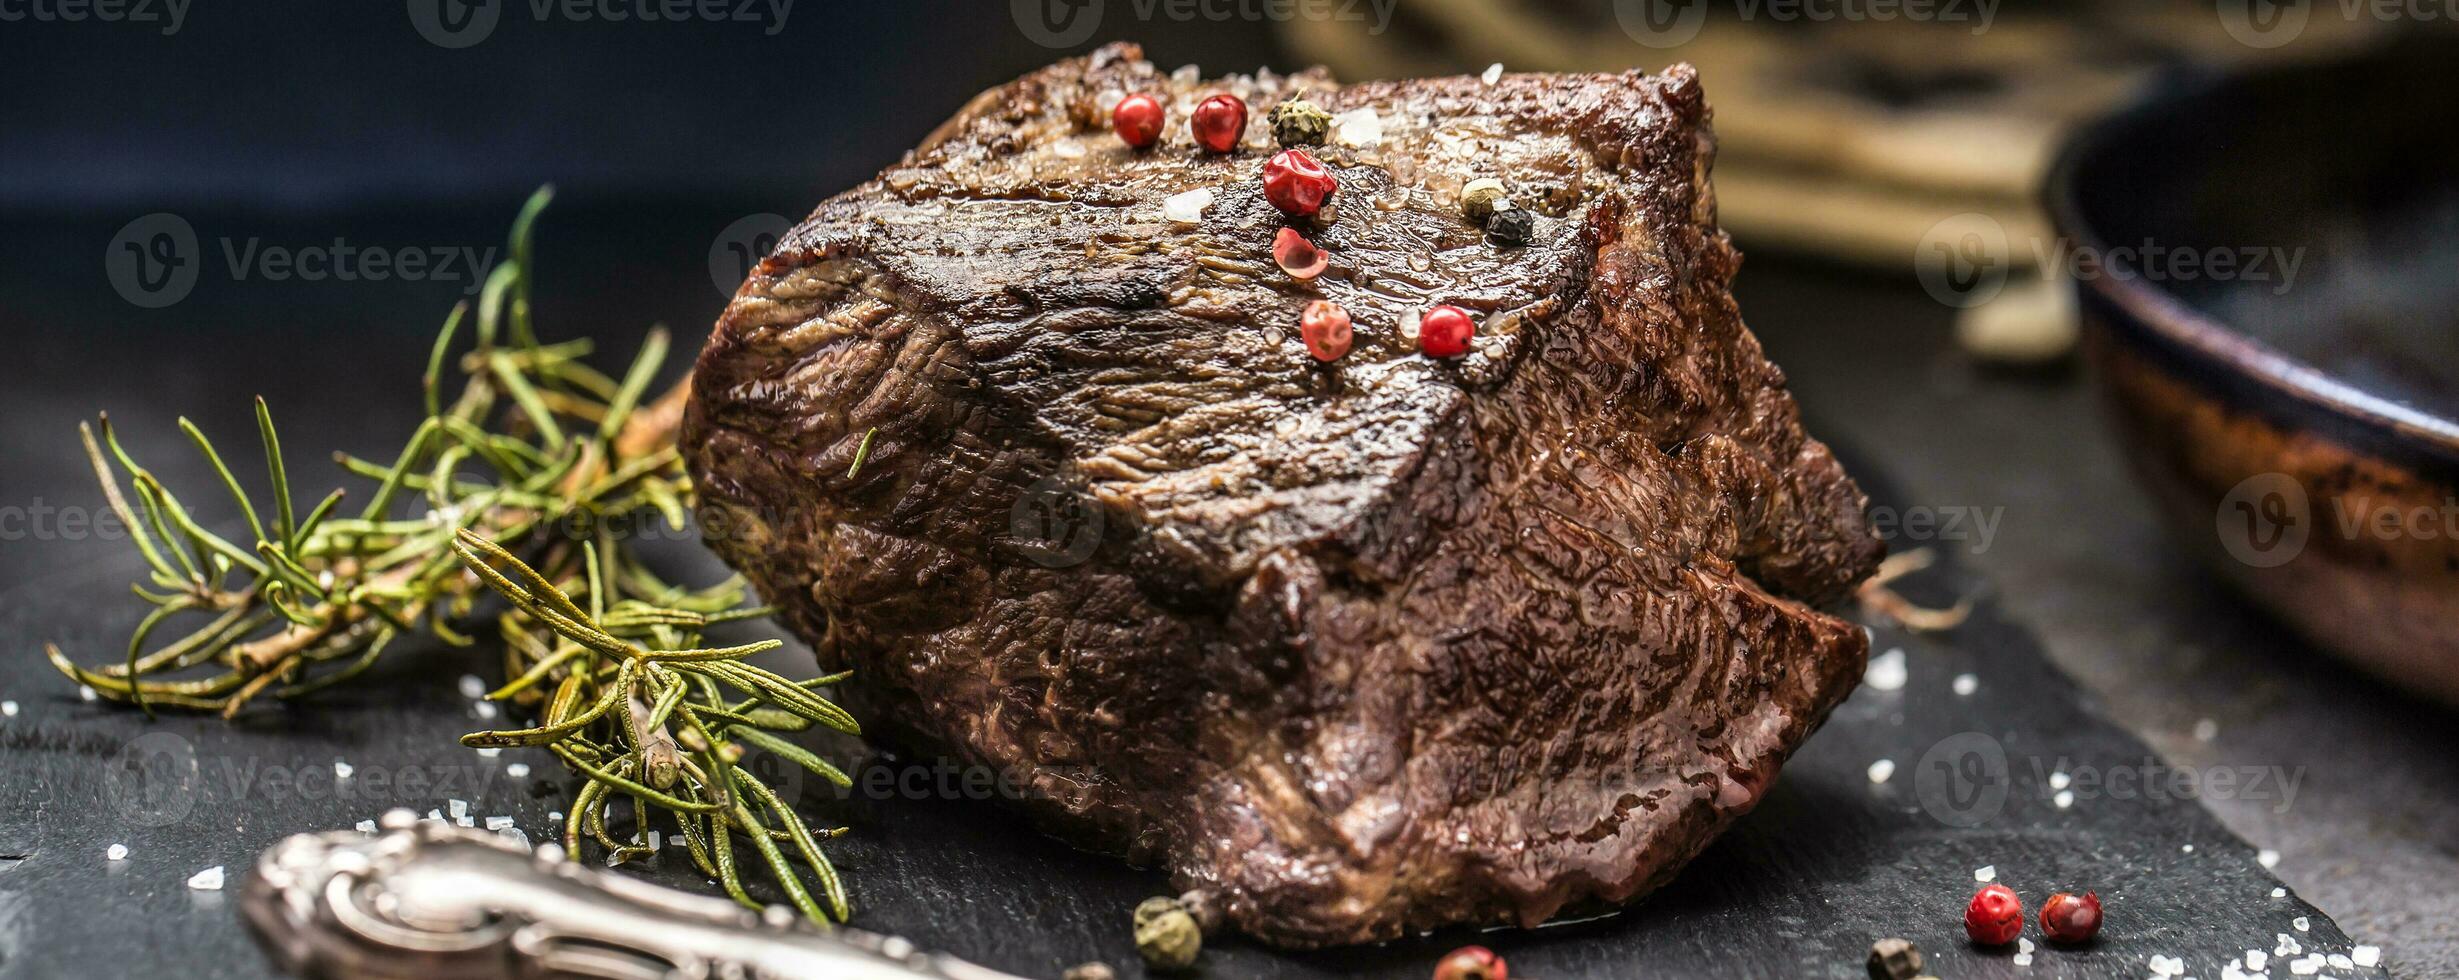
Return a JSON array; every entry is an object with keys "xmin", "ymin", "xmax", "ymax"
[{"xmin": 2049, "ymin": 33, "xmax": 2459, "ymax": 703}]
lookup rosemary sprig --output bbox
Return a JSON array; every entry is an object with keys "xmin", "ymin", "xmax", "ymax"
[
  {"xmin": 47, "ymin": 188, "xmax": 860, "ymax": 923},
  {"xmin": 450, "ymin": 530, "xmax": 855, "ymax": 922}
]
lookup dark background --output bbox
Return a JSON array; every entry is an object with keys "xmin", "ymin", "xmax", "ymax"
[{"xmin": 2, "ymin": 2, "xmax": 2454, "ymax": 977}]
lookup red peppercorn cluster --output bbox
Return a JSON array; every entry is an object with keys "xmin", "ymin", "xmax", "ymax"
[
  {"xmin": 1109, "ymin": 91, "xmax": 1255, "ymax": 153},
  {"xmin": 1960, "ymin": 883, "xmax": 2103, "ymax": 950}
]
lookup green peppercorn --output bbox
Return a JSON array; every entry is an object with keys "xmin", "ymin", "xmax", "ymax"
[
  {"xmin": 1488, "ymin": 207, "xmax": 1537, "ymax": 247},
  {"xmin": 1460, "ymin": 177, "xmax": 1509, "ymax": 225},
  {"xmin": 1269, "ymin": 99, "xmax": 1333, "ymax": 147},
  {"xmin": 1132, "ymin": 896, "xmax": 1181, "ymax": 931},
  {"xmin": 1135, "ymin": 906, "xmax": 1202, "ymax": 971},
  {"xmin": 1867, "ymin": 937, "xmax": 1924, "ymax": 980}
]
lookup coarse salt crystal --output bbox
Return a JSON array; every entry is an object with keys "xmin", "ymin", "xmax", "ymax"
[
  {"xmin": 2278, "ymin": 934, "xmax": 2302, "ymax": 956},
  {"xmin": 449, "ymin": 799, "xmax": 470, "ymax": 820},
  {"xmin": 2289, "ymin": 953, "xmax": 2321, "ymax": 975},
  {"xmin": 2273, "ymin": 887, "xmax": 2288, "ymax": 898},
  {"xmin": 2020, "ymin": 938, "xmax": 2034, "ymax": 954},
  {"xmin": 1481, "ymin": 63, "xmax": 1504, "ymax": 85},
  {"xmin": 2183, "ymin": 844, "xmax": 2196, "ymax": 853},
  {"xmin": 2012, "ymin": 951, "xmax": 2032, "ymax": 966},
  {"xmin": 1866, "ymin": 759, "xmax": 1895, "ymax": 784},
  {"xmin": 2054, "ymin": 790, "xmax": 2075, "ymax": 809},
  {"xmin": 455, "ymin": 815, "xmax": 474, "ymax": 828},
  {"xmin": 1865, "ymin": 648, "xmax": 1908, "ymax": 691},
  {"xmin": 2352, "ymin": 945, "xmax": 2379, "ymax": 968},
  {"xmin": 356, "ymin": 820, "xmax": 377, "ymax": 834},
  {"xmin": 2050, "ymin": 770, "xmax": 2072, "ymax": 790},
  {"xmin": 485, "ymin": 816, "xmax": 515, "ymax": 831},
  {"xmin": 106, "ymin": 844, "xmax": 128, "ymax": 861},
  {"xmin": 476, "ymin": 747, "xmax": 501, "ymax": 759},
  {"xmin": 2248, "ymin": 950, "xmax": 2268, "ymax": 970},
  {"xmin": 333, "ymin": 760, "xmax": 353, "ymax": 780},
  {"xmin": 498, "ymin": 827, "xmax": 530, "ymax": 850},
  {"xmin": 426, "ymin": 808, "xmax": 443, "ymax": 821},
  {"xmin": 2, "ymin": 701, "xmax": 18, "ymax": 717},
  {"xmin": 1162, "ymin": 188, "xmax": 1214, "ymax": 224},
  {"xmin": 79, "ymin": 685, "xmax": 96, "ymax": 702},
  {"xmin": 1975, "ymin": 865, "xmax": 1996, "ymax": 883},
  {"xmin": 648, "ymin": 830, "xmax": 663, "ymax": 851},
  {"xmin": 548, "ymin": 811, "xmax": 564, "ymax": 823},
  {"xmin": 1331, "ymin": 108, "xmax": 1382, "ymax": 147},
  {"xmin": 506, "ymin": 763, "xmax": 531, "ymax": 779},
  {"xmin": 2327, "ymin": 953, "xmax": 2352, "ymax": 970},
  {"xmin": 2293, "ymin": 916, "xmax": 2309, "ymax": 932},
  {"xmin": 1952, "ymin": 673, "xmax": 1979, "ymax": 696},
  {"xmin": 474, "ymin": 701, "xmax": 499, "ymax": 720},
  {"xmin": 2149, "ymin": 953, "xmax": 2184, "ymax": 976},
  {"xmin": 187, "ymin": 866, "xmax": 225, "ymax": 890},
  {"xmin": 458, "ymin": 674, "xmax": 486, "ymax": 699},
  {"xmin": 2259, "ymin": 849, "xmax": 2280, "ymax": 868}
]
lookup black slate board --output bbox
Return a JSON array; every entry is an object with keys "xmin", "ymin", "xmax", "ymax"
[{"xmin": 0, "ymin": 200, "xmax": 2384, "ymax": 980}]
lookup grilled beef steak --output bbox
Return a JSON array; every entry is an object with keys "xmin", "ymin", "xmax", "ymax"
[{"xmin": 683, "ymin": 43, "xmax": 1884, "ymax": 947}]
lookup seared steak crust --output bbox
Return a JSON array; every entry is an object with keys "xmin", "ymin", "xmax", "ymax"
[{"xmin": 684, "ymin": 43, "xmax": 1882, "ymax": 947}]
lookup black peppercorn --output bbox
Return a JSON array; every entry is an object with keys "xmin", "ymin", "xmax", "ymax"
[
  {"xmin": 1487, "ymin": 207, "xmax": 1536, "ymax": 247},
  {"xmin": 1867, "ymin": 937, "xmax": 1924, "ymax": 980}
]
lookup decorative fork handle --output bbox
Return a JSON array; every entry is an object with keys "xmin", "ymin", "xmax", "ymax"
[{"xmin": 240, "ymin": 809, "xmax": 1027, "ymax": 980}]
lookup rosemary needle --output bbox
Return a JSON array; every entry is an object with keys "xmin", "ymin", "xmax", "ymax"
[{"xmin": 47, "ymin": 187, "xmax": 860, "ymax": 923}]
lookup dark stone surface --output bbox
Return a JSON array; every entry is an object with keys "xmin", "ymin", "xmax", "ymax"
[{"xmin": 0, "ymin": 199, "xmax": 2414, "ymax": 978}]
